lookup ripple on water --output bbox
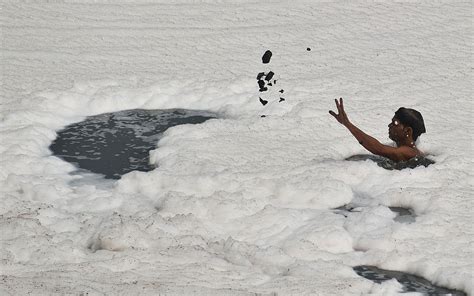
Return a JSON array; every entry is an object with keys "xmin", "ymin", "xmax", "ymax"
[
  {"xmin": 354, "ymin": 265, "xmax": 466, "ymax": 296},
  {"xmin": 49, "ymin": 109, "xmax": 217, "ymax": 179}
]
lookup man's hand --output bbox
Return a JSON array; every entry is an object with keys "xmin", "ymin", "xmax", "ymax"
[{"xmin": 329, "ymin": 98, "xmax": 350, "ymax": 126}]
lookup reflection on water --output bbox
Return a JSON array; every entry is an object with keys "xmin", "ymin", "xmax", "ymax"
[
  {"xmin": 354, "ymin": 265, "xmax": 466, "ymax": 296},
  {"xmin": 346, "ymin": 154, "xmax": 435, "ymax": 170},
  {"xmin": 50, "ymin": 109, "xmax": 216, "ymax": 179}
]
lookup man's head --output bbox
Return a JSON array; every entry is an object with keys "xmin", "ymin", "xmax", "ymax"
[{"xmin": 389, "ymin": 107, "xmax": 426, "ymax": 142}]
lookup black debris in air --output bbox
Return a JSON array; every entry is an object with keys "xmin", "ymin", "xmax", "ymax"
[
  {"xmin": 307, "ymin": 47, "xmax": 311, "ymax": 51},
  {"xmin": 279, "ymin": 89, "xmax": 284, "ymax": 93},
  {"xmin": 279, "ymin": 97, "xmax": 285, "ymax": 102},
  {"xmin": 256, "ymin": 72, "xmax": 265, "ymax": 80},
  {"xmin": 262, "ymin": 50, "xmax": 272, "ymax": 64},
  {"xmin": 265, "ymin": 71, "xmax": 274, "ymax": 81},
  {"xmin": 259, "ymin": 97, "xmax": 268, "ymax": 106},
  {"xmin": 257, "ymin": 80, "xmax": 267, "ymax": 92}
]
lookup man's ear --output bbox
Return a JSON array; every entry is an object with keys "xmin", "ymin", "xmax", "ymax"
[{"xmin": 404, "ymin": 126, "xmax": 413, "ymax": 137}]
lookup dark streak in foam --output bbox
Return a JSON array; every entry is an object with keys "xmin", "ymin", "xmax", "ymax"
[{"xmin": 333, "ymin": 204, "xmax": 415, "ymax": 224}]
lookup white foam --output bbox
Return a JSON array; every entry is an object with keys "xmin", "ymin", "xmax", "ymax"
[{"xmin": 1, "ymin": 2, "xmax": 472, "ymax": 295}]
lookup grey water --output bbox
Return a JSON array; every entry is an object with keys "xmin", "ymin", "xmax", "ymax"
[
  {"xmin": 49, "ymin": 109, "xmax": 216, "ymax": 179},
  {"xmin": 389, "ymin": 206, "xmax": 416, "ymax": 223},
  {"xmin": 354, "ymin": 265, "xmax": 466, "ymax": 295},
  {"xmin": 345, "ymin": 154, "xmax": 435, "ymax": 170}
]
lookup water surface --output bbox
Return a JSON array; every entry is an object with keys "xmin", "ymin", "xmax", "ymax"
[
  {"xmin": 346, "ymin": 154, "xmax": 435, "ymax": 170},
  {"xmin": 50, "ymin": 109, "xmax": 216, "ymax": 179},
  {"xmin": 354, "ymin": 265, "xmax": 466, "ymax": 295}
]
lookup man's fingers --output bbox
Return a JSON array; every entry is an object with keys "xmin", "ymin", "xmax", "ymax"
[
  {"xmin": 329, "ymin": 110, "xmax": 337, "ymax": 118},
  {"xmin": 339, "ymin": 98, "xmax": 344, "ymax": 110},
  {"xmin": 335, "ymin": 98, "xmax": 341, "ymax": 112}
]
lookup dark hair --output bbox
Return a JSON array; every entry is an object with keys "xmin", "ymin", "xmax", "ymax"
[{"xmin": 395, "ymin": 107, "xmax": 426, "ymax": 141}]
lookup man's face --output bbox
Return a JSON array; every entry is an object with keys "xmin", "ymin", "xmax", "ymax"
[{"xmin": 388, "ymin": 117, "xmax": 404, "ymax": 141}]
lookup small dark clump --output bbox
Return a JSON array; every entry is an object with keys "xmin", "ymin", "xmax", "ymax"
[
  {"xmin": 261, "ymin": 115, "xmax": 266, "ymax": 118},
  {"xmin": 279, "ymin": 89, "xmax": 284, "ymax": 93},
  {"xmin": 259, "ymin": 97, "xmax": 268, "ymax": 106},
  {"xmin": 256, "ymin": 72, "xmax": 265, "ymax": 80},
  {"xmin": 262, "ymin": 50, "xmax": 272, "ymax": 64},
  {"xmin": 265, "ymin": 71, "xmax": 274, "ymax": 81},
  {"xmin": 279, "ymin": 97, "xmax": 285, "ymax": 102},
  {"xmin": 307, "ymin": 47, "xmax": 311, "ymax": 51}
]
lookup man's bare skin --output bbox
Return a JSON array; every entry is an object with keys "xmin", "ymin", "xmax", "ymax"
[{"xmin": 329, "ymin": 98, "xmax": 420, "ymax": 162}]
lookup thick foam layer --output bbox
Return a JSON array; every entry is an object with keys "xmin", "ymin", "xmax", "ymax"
[
  {"xmin": 49, "ymin": 109, "xmax": 216, "ymax": 179},
  {"xmin": 1, "ymin": 2, "xmax": 472, "ymax": 295}
]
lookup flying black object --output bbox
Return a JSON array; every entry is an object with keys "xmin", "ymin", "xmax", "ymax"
[
  {"xmin": 258, "ymin": 80, "xmax": 268, "ymax": 92},
  {"xmin": 265, "ymin": 71, "xmax": 274, "ymax": 81},
  {"xmin": 262, "ymin": 50, "xmax": 272, "ymax": 64}
]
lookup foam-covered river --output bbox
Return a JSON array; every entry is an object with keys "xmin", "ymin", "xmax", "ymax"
[{"xmin": 1, "ymin": 2, "xmax": 472, "ymax": 295}]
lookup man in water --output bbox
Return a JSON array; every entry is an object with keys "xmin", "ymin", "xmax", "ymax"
[{"xmin": 329, "ymin": 98, "xmax": 426, "ymax": 162}]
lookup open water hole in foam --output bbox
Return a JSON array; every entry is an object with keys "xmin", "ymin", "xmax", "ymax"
[
  {"xmin": 343, "ymin": 156, "xmax": 462, "ymax": 294},
  {"xmin": 354, "ymin": 265, "xmax": 466, "ymax": 295},
  {"xmin": 345, "ymin": 154, "xmax": 435, "ymax": 170},
  {"xmin": 49, "ymin": 109, "xmax": 217, "ymax": 179}
]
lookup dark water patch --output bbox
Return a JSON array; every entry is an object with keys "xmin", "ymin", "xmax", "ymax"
[
  {"xmin": 50, "ymin": 109, "xmax": 216, "ymax": 179},
  {"xmin": 389, "ymin": 207, "xmax": 416, "ymax": 223},
  {"xmin": 346, "ymin": 154, "xmax": 435, "ymax": 170},
  {"xmin": 354, "ymin": 265, "xmax": 466, "ymax": 295}
]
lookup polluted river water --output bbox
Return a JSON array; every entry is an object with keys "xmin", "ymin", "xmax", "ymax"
[{"xmin": 1, "ymin": 2, "xmax": 472, "ymax": 295}]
